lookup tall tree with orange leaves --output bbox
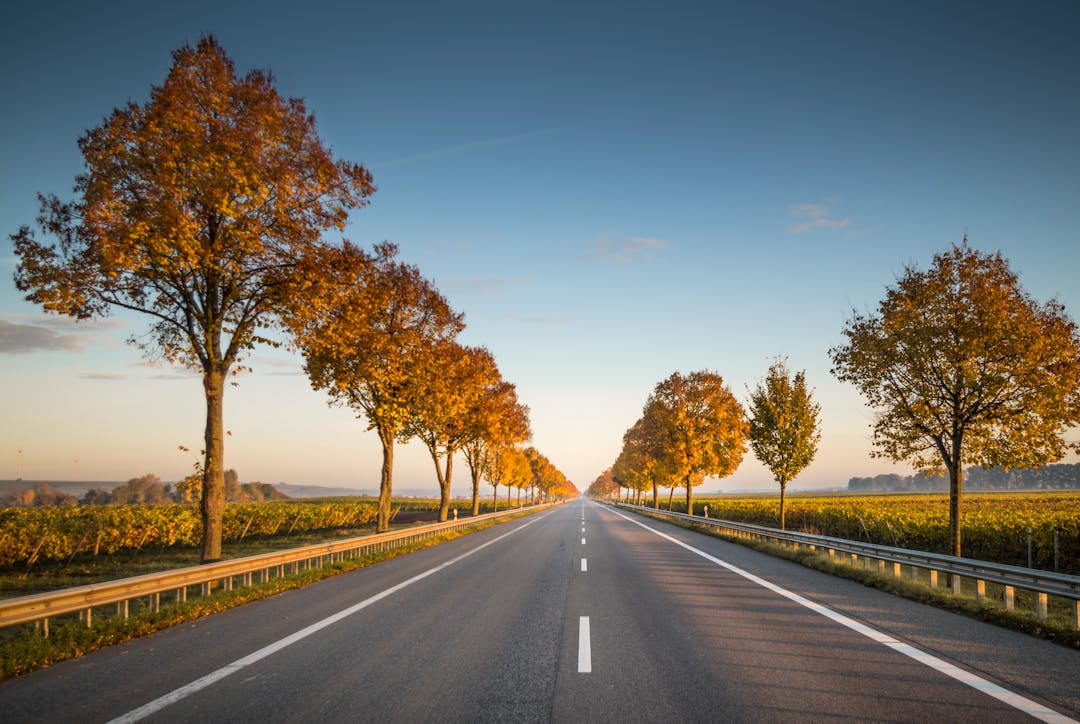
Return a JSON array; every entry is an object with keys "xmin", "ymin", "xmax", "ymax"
[{"xmin": 12, "ymin": 37, "xmax": 374, "ymax": 562}]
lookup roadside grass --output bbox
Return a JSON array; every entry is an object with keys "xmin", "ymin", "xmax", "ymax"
[
  {"xmin": 0, "ymin": 509, "xmax": 535, "ymax": 680},
  {"xmin": 640, "ymin": 512, "xmax": 1080, "ymax": 650}
]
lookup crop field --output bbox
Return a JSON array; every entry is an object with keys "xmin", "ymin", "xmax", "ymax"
[
  {"xmin": 0, "ymin": 496, "xmax": 502, "ymax": 572},
  {"xmin": 672, "ymin": 491, "xmax": 1080, "ymax": 575}
]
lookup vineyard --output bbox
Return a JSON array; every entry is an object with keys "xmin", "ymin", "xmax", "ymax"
[
  {"xmin": 0, "ymin": 500, "xmax": 381, "ymax": 568},
  {"xmin": 672, "ymin": 491, "xmax": 1080, "ymax": 575}
]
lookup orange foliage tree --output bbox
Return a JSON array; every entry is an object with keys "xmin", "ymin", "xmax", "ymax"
[
  {"xmin": 289, "ymin": 242, "xmax": 463, "ymax": 532},
  {"xmin": 461, "ymin": 378, "xmax": 531, "ymax": 515},
  {"xmin": 645, "ymin": 371, "xmax": 748, "ymax": 515},
  {"xmin": 11, "ymin": 37, "xmax": 374, "ymax": 562},
  {"xmin": 407, "ymin": 343, "xmax": 502, "ymax": 522}
]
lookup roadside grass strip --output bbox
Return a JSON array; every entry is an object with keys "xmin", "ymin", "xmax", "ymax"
[{"xmin": 609, "ymin": 507, "xmax": 1076, "ymax": 724}]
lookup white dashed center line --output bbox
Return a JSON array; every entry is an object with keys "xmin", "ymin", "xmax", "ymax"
[
  {"xmin": 581, "ymin": 558, "xmax": 588, "ymax": 572},
  {"xmin": 578, "ymin": 616, "xmax": 592, "ymax": 673}
]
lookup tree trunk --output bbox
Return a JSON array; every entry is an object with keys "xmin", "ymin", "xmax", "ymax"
[
  {"xmin": 948, "ymin": 439, "xmax": 963, "ymax": 558},
  {"xmin": 377, "ymin": 430, "xmax": 394, "ymax": 533},
  {"xmin": 200, "ymin": 366, "xmax": 227, "ymax": 563},
  {"xmin": 507, "ymin": 484, "xmax": 511, "ymax": 510},
  {"xmin": 436, "ymin": 451, "xmax": 453, "ymax": 523},
  {"xmin": 471, "ymin": 467, "xmax": 482, "ymax": 516},
  {"xmin": 685, "ymin": 475, "xmax": 693, "ymax": 516},
  {"xmin": 667, "ymin": 485, "xmax": 674, "ymax": 510},
  {"xmin": 778, "ymin": 479, "xmax": 787, "ymax": 530},
  {"xmin": 492, "ymin": 482, "xmax": 498, "ymax": 512},
  {"xmin": 652, "ymin": 481, "xmax": 659, "ymax": 509}
]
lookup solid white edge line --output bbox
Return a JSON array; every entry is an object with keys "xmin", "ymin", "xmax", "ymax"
[
  {"xmin": 108, "ymin": 510, "xmax": 558, "ymax": 724},
  {"xmin": 578, "ymin": 616, "xmax": 592, "ymax": 673},
  {"xmin": 607, "ymin": 506, "xmax": 1076, "ymax": 724}
]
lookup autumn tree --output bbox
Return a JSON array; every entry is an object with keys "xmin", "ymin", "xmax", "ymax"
[
  {"xmin": 462, "ymin": 379, "xmax": 531, "ymax": 515},
  {"xmin": 587, "ymin": 468, "xmax": 618, "ymax": 500},
  {"xmin": 747, "ymin": 359, "xmax": 821, "ymax": 529},
  {"xmin": 291, "ymin": 242, "xmax": 463, "ymax": 532},
  {"xmin": 487, "ymin": 445, "xmax": 529, "ymax": 511},
  {"xmin": 830, "ymin": 241, "xmax": 1080, "ymax": 556},
  {"xmin": 11, "ymin": 37, "xmax": 374, "ymax": 562},
  {"xmin": 645, "ymin": 371, "xmax": 748, "ymax": 515},
  {"xmin": 405, "ymin": 343, "xmax": 498, "ymax": 521},
  {"xmin": 613, "ymin": 415, "xmax": 673, "ymax": 508}
]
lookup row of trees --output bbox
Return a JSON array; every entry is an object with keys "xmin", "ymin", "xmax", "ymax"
[
  {"xmin": 591, "ymin": 242, "xmax": 1080, "ymax": 559},
  {"xmin": 1, "ymin": 471, "xmax": 285, "ymax": 508},
  {"xmin": 11, "ymin": 36, "xmax": 574, "ymax": 561},
  {"xmin": 848, "ymin": 463, "xmax": 1080, "ymax": 492},
  {"xmin": 591, "ymin": 362, "xmax": 821, "ymax": 530}
]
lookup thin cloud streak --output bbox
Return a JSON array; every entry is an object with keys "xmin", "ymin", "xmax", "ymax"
[
  {"xmin": 0, "ymin": 319, "xmax": 85, "ymax": 354},
  {"xmin": 787, "ymin": 202, "xmax": 852, "ymax": 233},
  {"xmin": 587, "ymin": 237, "xmax": 669, "ymax": 264}
]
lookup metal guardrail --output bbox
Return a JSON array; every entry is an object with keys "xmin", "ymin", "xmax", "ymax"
[
  {"xmin": 615, "ymin": 503, "xmax": 1080, "ymax": 629},
  {"xmin": 0, "ymin": 503, "xmax": 553, "ymax": 635}
]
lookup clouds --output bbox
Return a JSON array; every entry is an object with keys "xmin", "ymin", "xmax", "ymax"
[
  {"xmin": 0, "ymin": 314, "xmax": 125, "ymax": 355},
  {"xmin": 787, "ymin": 202, "xmax": 852, "ymax": 233},
  {"xmin": 0, "ymin": 318, "xmax": 86, "ymax": 354},
  {"xmin": 587, "ymin": 236, "xmax": 669, "ymax": 264}
]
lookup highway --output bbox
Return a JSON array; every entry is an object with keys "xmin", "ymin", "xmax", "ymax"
[{"xmin": 2, "ymin": 500, "xmax": 1078, "ymax": 723}]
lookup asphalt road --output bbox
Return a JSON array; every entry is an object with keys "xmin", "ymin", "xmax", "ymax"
[{"xmin": 2, "ymin": 500, "xmax": 1078, "ymax": 723}]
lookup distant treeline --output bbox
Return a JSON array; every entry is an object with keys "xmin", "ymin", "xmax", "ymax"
[
  {"xmin": 0, "ymin": 470, "xmax": 287, "ymax": 508},
  {"xmin": 848, "ymin": 463, "xmax": 1080, "ymax": 492}
]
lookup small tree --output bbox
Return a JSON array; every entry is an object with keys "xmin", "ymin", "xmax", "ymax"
[
  {"xmin": 462, "ymin": 380, "xmax": 530, "ymax": 515},
  {"xmin": 645, "ymin": 371, "xmax": 748, "ymax": 515},
  {"xmin": 830, "ymin": 241, "xmax": 1080, "ymax": 556},
  {"xmin": 747, "ymin": 359, "xmax": 821, "ymax": 529},
  {"xmin": 12, "ymin": 37, "xmax": 374, "ymax": 561}
]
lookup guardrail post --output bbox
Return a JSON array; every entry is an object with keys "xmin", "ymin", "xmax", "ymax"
[
  {"xmin": 1074, "ymin": 601, "xmax": 1079, "ymax": 630},
  {"xmin": 243, "ymin": 572, "xmax": 252, "ymax": 587},
  {"xmin": 223, "ymin": 576, "xmax": 233, "ymax": 591},
  {"xmin": 151, "ymin": 592, "xmax": 160, "ymax": 613},
  {"xmin": 951, "ymin": 574, "xmax": 962, "ymax": 595},
  {"xmin": 117, "ymin": 599, "xmax": 128, "ymax": 619},
  {"xmin": 892, "ymin": 562, "xmax": 902, "ymax": 578},
  {"xmin": 1036, "ymin": 593, "xmax": 1048, "ymax": 621},
  {"xmin": 201, "ymin": 582, "xmax": 211, "ymax": 597},
  {"xmin": 176, "ymin": 586, "xmax": 186, "ymax": 603},
  {"xmin": 1003, "ymin": 585, "xmax": 1015, "ymax": 611},
  {"xmin": 929, "ymin": 570, "xmax": 939, "ymax": 588},
  {"xmin": 976, "ymin": 580, "xmax": 986, "ymax": 602},
  {"xmin": 81, "ymin": 608, "xmax": 92, "ymax": 628},
  {"xmin": 909, "ymin": 565, "xmax": 919, "ymax": 583},
  {"xmin": 876, "ymin": 559, "xmax": 885, "ymax": 575},
  {"xmin": 850, "ymin": 553, "xmax": 858, "ymax": 567}
]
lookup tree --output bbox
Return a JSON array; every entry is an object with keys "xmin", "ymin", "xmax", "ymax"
[
  {"xmin": 747, "ymin": 359, "xmax": 821, "ymax": 529},
  {"xmin": 587, "ymin": 468, "xmax": 618, "ymax": 500},
  {"xmin": 461, "ymin": 379, "xmax": 531, "ymax": 515},
  {"xmin": 11, "ymin": 37, "xmax": 374, "ymax": 562},
  {"xmin": 487, "ymin": 445, "xmax": 529, "ymax": 511},
  {"xmin": 645, "ymin": 371, "xmax": 748, "ymax": 515},
  {"xmin": 613, "ymin": 415, "xmax": 673, "ymax": 508},
  {"xmin": 291, "ymin": 242, "xmax": 463, "ymax": 532},
  {"xmin": 407, "ymin": 344, "xmax": 499, "ymax": 521},
  {"xmin": 830, "ymin": 241, "xmax": 1080, "ymax": 556}
]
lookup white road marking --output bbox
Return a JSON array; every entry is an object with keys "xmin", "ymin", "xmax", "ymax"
[
  {"xmin": 581, "ymin": 558, "xmax": 588, "ymax": 572},
  {"xmin": 608, "ymin": 507, "xmax": 1076, "ymax": 724},
  {"xmin": 581, "ymin": 526, "xmax": 585, "ymax": 532},
  {"xmin": 108, "ymin": 510, "xmax": 557, "ymax": 724},
  {"xmin": 581, "ymin": 537, "xmax": 586, "ymax": 545},
  {"xmin": 578, "ymin": 616, "xmax": 592, "ymax": 673}
]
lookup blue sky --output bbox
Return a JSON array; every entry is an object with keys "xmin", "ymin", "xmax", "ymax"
[{"xmin": 2, "ymin": 1, "xmax": 1078, "ymax": 494}]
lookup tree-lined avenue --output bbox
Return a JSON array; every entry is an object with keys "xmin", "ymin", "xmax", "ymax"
[{"xmin": 1, "ymin": 502, "xmax": 1077, "ymax": 722}]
